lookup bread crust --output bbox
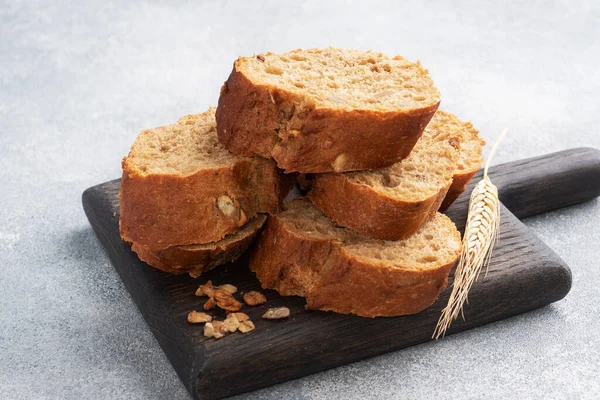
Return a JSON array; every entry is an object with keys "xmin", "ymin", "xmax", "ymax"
[
  {"xmin": 216, "ymin": 60, "xmax": 439, "ymax": 173},
  {"xmin": 439, "ymin": 170, "xmax": 478, "ymax": 211},
  {"xmin": 250, "ymin": 215, "xmax": 459, "ymax": 318},
  {"xmin": 119, "ymin": 157, "xmax": 294, "ymax": 249},
  {"xmin": 300, "ymin": 168, "xmax": 479, "ymax": 213},
  {"xmin": 131, "ymin": 215, "xmax": 267, "ymax": 277},
  {"xmin": 308, "ymin": 173, "xmax": 452, "ymax": 241},
  {"xmin": 307, "ymin": 110, "xmax": 484, "ymax": 239}
]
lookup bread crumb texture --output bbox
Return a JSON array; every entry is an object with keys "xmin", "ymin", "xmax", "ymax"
[
  {"xmin": 123, "ymin": 107, "xmax": 242, "ymax": 176},
  {"xmin": 344, "ymin": 110, "xmax": 476, "ymax": 200},
  {"xmin": 281, "ymin": 199, "xmax": 460, "ymax": 268},
  {"xmin": 240, "ymin": 48, "xmax": 439, "ymax": 111}
]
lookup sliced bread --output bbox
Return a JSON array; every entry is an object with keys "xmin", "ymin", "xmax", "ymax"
[
  {"xmin": 216, "ymin": 48, "xmax": 440, "ymax": 173},
  {"xmin": 440, "ymin": 119, "xmax": 485, "ymax": 210},
  {"xmin": 131, "ymin": 215, "xmax": 267, "ymax": 278},
  {"xmin": 119, "ymin": 108, "xmax": 295, "ymax": 250},
  {"xmin": 309, "ymin": 111, "xmax": 483, "ymax": 240},
  {"xmin": 250, "ymin": 199, "xmax": 461, "ymax": 318}
]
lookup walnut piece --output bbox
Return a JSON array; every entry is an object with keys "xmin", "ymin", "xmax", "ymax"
[
  {"xmin": 243, "ymin": 291, "xmax": 267, "ymax": 306},
  {"xmin": 187, "ymin": 311, "xmax": 212, "ymax": 324},
  {"xmin": 238, "ymin": 320, "xmax": 255, "ymax": 333},
  {"xmin": 198, "ymin": 281, "xmax": 242, "ymax": 312},
  {"xmin": 232, "ymin": 312, "xmax": 249, "ymax": 322},
  {"xmin": 199, "ymin": 312, "xmax": 255, "ymax": 339},
  {"xmin": 256, "ymin": 54, "xmax": 265, "ymax": 62},
  {"xmin": 204, "ymin": 322, "xmax": 215, "ymax": 338},
  {"xmin": 223, "ymin": 313, "xmax": 241, "ymax": 333},
  {"xmin": 332, "ymin": 153, "xmax": 348, "ymax": 172},
  {"xmin": 219, "ymin": 284, "xmax": 238, "ymax": 294},
  {"xmin": 214, "ymin": 289, "xmax": 242, "ymax": 312},
  {"xmin": 196, "ymin": 280, "xmax": 215, "ymax": 297},
  {"xmin": 203, "ymin": 321, "xmax": 227, "ymax": 339},
  {"xmin": 217, "ymin": 195, "xmax": 247, "ymax": 225},
  {"xmin": 203, "ymin": 298, "xmax": 216, "ymax": 311},
  {"xmin": 262, "ymin": 307, "xmax": 290, "ymax": 320},
  {"xmin": 211, "ymin": 321, "xmax": 228, "ymax": 339},
  {"xmin": 217, "ymin": 195, "xmax": 236, "ymax": 217}
]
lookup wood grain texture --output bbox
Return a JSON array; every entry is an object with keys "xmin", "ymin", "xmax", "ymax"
[{"xmin": 82, "ymin": 148, "xmax": 600, "ymax": 400}]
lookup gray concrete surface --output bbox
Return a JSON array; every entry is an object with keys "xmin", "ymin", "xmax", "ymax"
[{"xmin": 1, "ymin": 0, "xmax": 599, "ymax": 399}]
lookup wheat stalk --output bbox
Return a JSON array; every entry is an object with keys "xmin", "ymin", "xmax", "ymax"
[{"xmin": 433, "ymin": 129, "xmax": 507, "ymax": 339}]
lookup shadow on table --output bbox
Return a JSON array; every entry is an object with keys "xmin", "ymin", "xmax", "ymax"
[{"xmin": 61, "ymin": 226, "xmax": 191, "ymax": 399}]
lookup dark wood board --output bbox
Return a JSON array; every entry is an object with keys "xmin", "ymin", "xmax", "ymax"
[{"xmin": 82, "ymin": 147, "xmax": 600, "ymax": 400}]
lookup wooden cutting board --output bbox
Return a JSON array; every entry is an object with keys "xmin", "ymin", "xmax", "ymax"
[{"xmin": 82, "ymin": 148, "xmax": 600, "ymax": 400}]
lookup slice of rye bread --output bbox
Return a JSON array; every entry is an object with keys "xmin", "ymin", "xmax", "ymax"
[
  {"xmin": 250, "ymin": 199, "xmax": 461, "ymax": 318},
  {"xmin": 131, "ymin": 215, "xmax": 267, "ymax": 278},
  {"xmin": 308, "ymin": 111, "xmax": 484, "ymax": 241},
  {"xmin": 439, "ymin": 117, "xmax": 485, "ymax": 211},
  {"xmin": 119, "ymin": 108, "xmax": 295, "ymax": 250},
  {"xmin": 297, "ymin": 112, "xmax": 484, "ymax": 199},
  {"xmin": 216, "ymin": 48, "xmax": 440, "ymax": 173}
]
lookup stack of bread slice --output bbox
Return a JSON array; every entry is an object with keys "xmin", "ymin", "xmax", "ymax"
[
  {"xmin": 119, "ymin": 109, "xmax": 295, "ymax": 277},
  {"xmin": 119, "ymin": 48, "xmax": 484, "ymax": 317}
]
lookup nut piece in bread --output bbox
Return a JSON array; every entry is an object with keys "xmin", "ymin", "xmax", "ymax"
[
  {"xmin": 119, "ymin": 108, "xmax": 295, "ymax": 250},
  {"xmin": 250, "ymin": 199, "xmax": 462, "ymax": 318},
  {"xmin": 217, "ymin": 48, "xmax": 440, "ymax": 173}
]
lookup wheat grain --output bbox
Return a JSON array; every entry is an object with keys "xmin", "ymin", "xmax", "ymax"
[{"xmin": 433, "ymin": 129, "xmax": 507, "ymax": 339}]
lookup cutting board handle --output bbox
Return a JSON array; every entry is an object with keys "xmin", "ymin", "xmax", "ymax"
[{"xmin": 470, "ymin": 147, "xmax": 600, "ymax": 219}]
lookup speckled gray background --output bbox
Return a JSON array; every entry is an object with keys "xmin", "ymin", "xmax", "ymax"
[{"xmin": 1, "ymin": 0, "xmax": 599, "ymax": 399}]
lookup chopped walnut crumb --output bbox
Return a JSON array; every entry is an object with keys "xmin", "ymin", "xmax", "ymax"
[
  {"xmin": 238, "ymin": 320, "xmax": 255, "ymax": 333},
  {"xmin": 217, "ymin": 195, "xmax": 237, "ymax": 217},
  {"xmin": 232, "ymin": 312, "xmax": 249, "ymax": 322},
  {"xmin": 204, "ymin": 322, "xmax": 215, "ymax": 338},
  {"xmin": 214, "ymin": 289, "xmax": 242, "ymax": 312},
  {"xmin": 192, "ymin": 280, "xmax": 261, "ymax": 339},
  {"xmin": 187, "ymin": 311, "xmax": 212, "ymax": 324},
  {"xmin": 211, "ymin": 321, "xmax": 229, "ymax": 339},
  {"xmin": 196, "ymin": 280, "xmax": 215, "ymax": 297},
  {"xmin": 203, "ymin": 298, "xmax": 216, "ymax": 311},
  {"xmin": 243, "ymin": 291, "xmax": 267, "ymax": 306},
  {"xmin": 223, "ymin": 313, "xmax": 241, "ymax": 332},
  {"xmin": 262, "ymin": 307, "xmax": 290, "ymax": 320},
  {"xmin": 256, "ymin": 54, "xmax": 265, "ymax": 62},
  {"xmin": 219, "ymin": 284, "xmax": 238, "ymax": 294}
]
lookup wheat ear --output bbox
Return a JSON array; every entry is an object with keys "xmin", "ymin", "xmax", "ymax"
[{"xmin": 433, "ymin": 129, "xmax": 507, "ymax": 339}]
